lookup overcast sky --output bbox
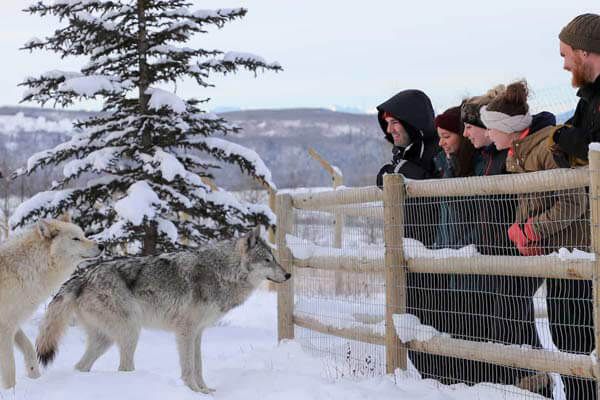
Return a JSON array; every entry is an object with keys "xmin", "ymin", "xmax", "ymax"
[{"xmin": 0, "ymin": 1, "xmax": 597, "ymax": 112}]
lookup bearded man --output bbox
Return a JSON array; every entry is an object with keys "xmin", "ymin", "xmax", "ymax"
[
  {"xmin": 552, "ymin": 13, "xmax": 600, "ymax": 163},
  {"xmin": 545, "ymin": 14, "xmax": 600, "ymax": 400}
]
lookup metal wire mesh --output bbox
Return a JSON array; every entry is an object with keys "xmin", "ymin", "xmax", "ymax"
[
  {"xmin": 396, "ymin": 173, "xmax": 594, "ymax": 400},
  {"xmin": 281, "ymin": 167, "xmax": 597, "ymax": 400},
  {"xmin": 291, "ymin": 204, "xmax": 387, "ymax": 378}
]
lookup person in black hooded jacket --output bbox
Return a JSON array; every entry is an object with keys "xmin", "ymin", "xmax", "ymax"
[
  {"xmin": 376, "ymin": 89, "xmax": 439, "ymax": 186},
  {"xmin": 375, "ymin": 90, "xmax": 443, "ymax": 382},
  {"xmin": 375, "ymin": 90, "xmax": 440, "ymax": 248}
]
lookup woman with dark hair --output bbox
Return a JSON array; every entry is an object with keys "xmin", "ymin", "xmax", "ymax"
[
  {"xmin": 422, "ymin": 106, "xmax": 480, "ymax": 385},
  {"xmin": 433, "ymin": 106, "xmax": 476, "ymax": 248}
]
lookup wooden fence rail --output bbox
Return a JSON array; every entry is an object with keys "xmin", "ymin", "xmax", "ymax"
[{"xmin": 292, "ymin": 254, "xmax": 594, "ymax": 280}]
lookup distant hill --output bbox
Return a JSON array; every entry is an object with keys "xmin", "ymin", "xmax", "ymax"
[
  {"xmin": 217, "ymin": 108, "xmax": 388, "ymax": 188},
  {"xmin": 0, "ymin": 106, "xmax": 390, "ymax": 191},
  {"xmin": 1, "ymin": 105, "xmax": 581, "ymax": 194},
  {"xmin": 0, "ymin": 106, "xmax": 96, "ymax": 121}
]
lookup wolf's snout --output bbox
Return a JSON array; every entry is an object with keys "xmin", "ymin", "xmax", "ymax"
[
  {"xmin": 97, "ymin": 243, "xmax": 105, "ymax": 252},
  {"xmin": 284, "ymin": 273, "xmax": 291, "ymax": 281}
]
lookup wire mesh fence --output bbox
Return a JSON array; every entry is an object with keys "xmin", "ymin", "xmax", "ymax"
[
  {"xmin": 288, "ymin": 203, "xmax": 387, "ymax": 378},
  {"xmin": 277, "ymin": 163, "xmax": 600, "ymax": 400}
]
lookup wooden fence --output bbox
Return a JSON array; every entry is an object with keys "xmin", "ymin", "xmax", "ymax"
[{"xmin": 276, "ymin": 151, "xmax": 600, "ymax": 396}]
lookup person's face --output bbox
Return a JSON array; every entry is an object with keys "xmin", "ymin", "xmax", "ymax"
[
  {"xmin": 560, "ymin": 41, "xmax": 594, "ymax": 88},
  {"xmin": 437, "ymin": 127, "xmax": 462, "ymax": 155},
  {"xmin": 385, "ymin": 116, "xmax": 411, "ymax": 147},
  {"xmin": 486, "ymin": 128, "xmax": 514, "ymax": 150},
  {"xmin": 463, "ymin": 123, "xmax": 492, "ymax": 149}
]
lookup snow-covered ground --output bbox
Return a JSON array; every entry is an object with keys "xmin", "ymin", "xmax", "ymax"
[{"xmin": 1, "ymin": 289, "xmax": 547, "ymax": 400}]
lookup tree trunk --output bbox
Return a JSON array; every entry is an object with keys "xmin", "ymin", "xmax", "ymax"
[
  {"xmin": 142, "ymin": 221, "xmax": 158, "ymax": 255},
  {"xmin": 137, "ymin": 0, "xmax": 151, "ymax": 147},
  {"xmin": 137, "ymin": 0, "xmax": 158, "ymax": 255}
]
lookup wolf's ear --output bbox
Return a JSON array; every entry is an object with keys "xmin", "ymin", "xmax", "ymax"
[
  {"xmin": 37, "ymin": 220, "xmax": 58, "ymax": 240},
  {"xmin": 247, "ymin": 227, "xmax": 261, "ymax": 249},
  {"xmin": 238, "ymin": 227, "xmax": 260, "ymax": 255},
  {"xmin": 57, "ymin": 212, "xmax": 71, "ymax": 223}
]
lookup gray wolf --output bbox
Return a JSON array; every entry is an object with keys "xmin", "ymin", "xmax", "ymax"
[
  {"xmin": 0, "ymin": 217, "xmax": 102, "ymax": 389},
  {"xmin": 36, "ymin": 228, "xmax": 290, "ymax": 393}
]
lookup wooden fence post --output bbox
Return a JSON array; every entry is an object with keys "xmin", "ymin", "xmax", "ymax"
[
  {"xmin": 264, "ymin": 187, "xmax": 279, "ymax": 292},
  {"xmin": 588, "ymin": 151, "xmax": 600, "ymax": 392},
  {"xmin": 332, "ymin": 172, "xmax": 344, "ymax": 249},
  {"xmin": 268, "ymin": 188, "xmax": 277, "ymax": 244},
  {"xmin": 307, "ymin": 148, "xmax": 344, "ymax": 246},
  {"xmin": 307, "ymin": 147, "xmax": 346, "ymax": 295},
  {"xmin": 276, "ymin": 193, "xmax": 295, "ymax": 341},
  {"xmin": 382, "ymin": 173, "xmax": 407, "ymax": 374}
]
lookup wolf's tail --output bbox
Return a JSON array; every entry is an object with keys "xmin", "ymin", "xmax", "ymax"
[{"xmin": 36, "ymin": 277, "xmax": 80, "ymax": 367}]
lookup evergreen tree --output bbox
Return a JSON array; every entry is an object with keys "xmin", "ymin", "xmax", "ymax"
[{"xmin": 11, "ymin": 0, "xmax": 281, "ymax": 255}]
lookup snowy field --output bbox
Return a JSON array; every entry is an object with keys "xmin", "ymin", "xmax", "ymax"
[{"xmin": 0, "ymin": 289, "xmax": 547, "ymax": 400}]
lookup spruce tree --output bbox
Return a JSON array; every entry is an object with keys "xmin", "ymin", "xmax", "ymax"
[{"xmin": 12, "ymin": 0, "xmax": 281, "ymax": 255}]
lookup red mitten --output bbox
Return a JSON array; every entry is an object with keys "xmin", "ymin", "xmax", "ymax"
[
  {"xmin": 523, "ymin": 218, "xmax": 541, "ymax": 242},
  {"xmin": 508, "ymin": 223, "xmax": 528, "ymax": 248}
]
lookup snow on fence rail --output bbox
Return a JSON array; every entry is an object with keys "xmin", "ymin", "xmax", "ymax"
[{"xmin": 276, "ymin": 151, "xmax": 600, "ymax": 399}]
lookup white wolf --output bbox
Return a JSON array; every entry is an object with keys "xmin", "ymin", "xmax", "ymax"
[
  {"xmin": 36, "ymin": 228, "xmax": 290, "ymax": 393},
  {"xmin": 0, "ymin": 217, "xmax": 102, "ymax": 389}
]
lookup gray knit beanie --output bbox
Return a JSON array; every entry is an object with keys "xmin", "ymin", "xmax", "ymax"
[{"xmin": 559, "ymin": 13, "xmax": 600, "ymax": 54}]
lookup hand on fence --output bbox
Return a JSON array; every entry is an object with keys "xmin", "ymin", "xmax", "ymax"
[
  {"xmin": 523, "ymin": 218, "xmax": 541, "ymax": 242},
  {"xmin": 376, "ymin": 164, "xmax": 395, "ymax": 189},
  {"xmin": 508, "ymin": 222, "xmax": 543, "ymax": 256},
  {"xmin": 508, "ymin": 223, "xmax": 528, "ymax": 248}
]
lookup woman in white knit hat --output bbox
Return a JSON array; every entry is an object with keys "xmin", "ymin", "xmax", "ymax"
[
  {"xmin": 482, "ymin": 80, "xmax": 591, "ymax": 399},
  {"xmin": 481, "ymin": 80, "xmax": 588, "ymax": 257}
]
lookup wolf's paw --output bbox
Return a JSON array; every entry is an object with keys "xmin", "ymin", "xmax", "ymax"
[
  {"xmin": 26, "ymin": 365, "xmax": 41, "ymax": 379},
  {"xmin": 74, "ymin": 363, "xmax": 91, "ymax": 372},
  {"xmin": 199, "ymin": 385, "xmax": 216, "ymax": 394},
  {"xmin": 194, "ymin": 376, "xmax": 215, "ymax": 394},
  {"xmin": 182, "ymin": 377, "xmax": 202, "ymax": 392}
]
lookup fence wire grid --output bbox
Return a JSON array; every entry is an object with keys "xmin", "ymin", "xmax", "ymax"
[{"xmin": 281, "ymin": 166, "xmax": 598, "ymax": 400}]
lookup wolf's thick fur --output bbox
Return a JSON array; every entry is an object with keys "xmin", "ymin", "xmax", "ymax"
[
  {"xmin": 0, "ymin": 217, "xmax": 101, "ymax": 389},
  {"xmin": 36, "ymin": 228, "xmax": 290, "ymax": 393}
]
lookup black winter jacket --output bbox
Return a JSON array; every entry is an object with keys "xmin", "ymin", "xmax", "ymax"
[{"xmin": 554, "ymin": 75, "xmax": 600, "ymax": 161}]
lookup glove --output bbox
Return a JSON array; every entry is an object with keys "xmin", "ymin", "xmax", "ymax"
[
  {"xmin": 523, "ymin": 218, "xmax": 541, "ymax": 242},
  {"xmin": 508, "ymin": 222, "xmax": 543, "ymax": 256},
  {"xmin": 508, "ymin": 223, "xmax": 528, "ymax": 248},
  {"xmin": 376, "ymin": 164, "xmax": 395, "ymax": 189},
  {"xmin": 547, "ymin": 125, "xmax": 588, "ymax": 167}
]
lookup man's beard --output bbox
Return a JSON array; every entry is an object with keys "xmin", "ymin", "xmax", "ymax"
[
  {"xmin": 393, "ymin": 131, "xmax": 411, "ymax": 147},
  {"xmin": 571, "ymin": 56, "xmax": 594, "ymax": 88}
]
